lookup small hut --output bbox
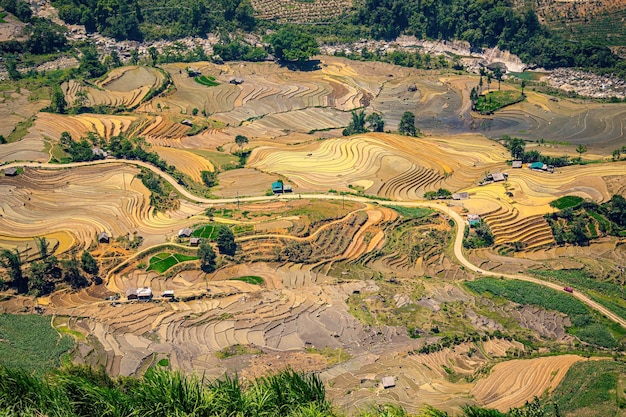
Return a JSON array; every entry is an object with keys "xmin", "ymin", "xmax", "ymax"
[
  {"xmin": 98, "ymin": 232, "xmax": 110, "ymax": 244},
  {"xmin": 382, "ymin": 376, "xmax": 395, "ymax": 389}
]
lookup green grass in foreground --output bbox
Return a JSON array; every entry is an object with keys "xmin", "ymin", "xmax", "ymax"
[
  {"xmin": 195, "ymin": 75, "xmax": 219, "ymax": 87},
  {"xmin": 147, "ymin": 252, "xmax": 198, "ymax": 273},
  {"xmin": 550, "ymin": 360, "xmax": 626, "ymax": 415},
  {"xmin": 475, "ymin": 90, "xmax": 524, "ymax": 114},
  {"xmin": 550, "ymin": 195, "xmax": 584, "ymax": 210},
  {"xmin": 388, "ymin": 206, "xmax": 433, "ymax": 218},
  {"xmin": 230, "ymin": 275, "xmax": 264, "ymax": 285},
  {"xmin": 0, "ymin": 314, "xmax": 74, "ymax": 373}
]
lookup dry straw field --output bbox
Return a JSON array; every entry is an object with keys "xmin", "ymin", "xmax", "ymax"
[{"xmin": 1, "ymin": 55, "xmax": 626, "ymax": 413}]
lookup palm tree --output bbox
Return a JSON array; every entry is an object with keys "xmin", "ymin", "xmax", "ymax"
[{"xmin": 0, "ymin": 249, "xmax": 26, "ymax": 293}]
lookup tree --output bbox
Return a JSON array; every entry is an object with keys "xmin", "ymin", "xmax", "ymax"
[
  {"xmin": 576, "ymin": 144, "xmax": 587, "ymax": 160},
  {"xmin": 0, "ymin": 249, "xmax": 26, "ymax": 294},
  {"xmin": 198, "ymin": 240, "xmax": 216, "ymax": 273},
  {"xmin": 216, "ymin": 226, "xmax": 236, "ymax": 256},
  {"xmin": 343, "ymin": 110, "xmax": 368, "ymax": 136},
  {"xmin": 62, "ymin": 257, "xmax": 88, "ymax": 289},
  {"xmin": 80, "ymin": 250, "xmax": 99, "ymax": 276},
  {"xmin": 267, "ymin": 27, "xmax": 319, "ymax": 63},
  {"xmin": 612, "ymin": 148, "xmax": 621, "ymax": 160},
  {"xmin": 49, "ymin": 86, "xmax": 67, "ymax": 114},
  {"xmin": 486, "ymin": 73, "xmax": 492, "ymax": 91},
  {"xmin": 130, "ymin": 49, "xmax": 139, "ymax": 65},
  {"xmin": 493, "ymin": 67, "xmax": 503, "ymax": 91},
  {"xmin": 148, "ymin": 46, "xmax": 159, "ymax": 66},
  {"xmin": 201, "ymin": 170, "xmax": 218, "ymax": 188},
  {"xmin": 366, "ymin": 112, "xmax": 385, "ymax": 132},
  {"xmin": 504, "ymin": 136, "xmax": 526, "ymax": 160},
  {"xmin": 521, "ymin": 79, "xmax": 526, "ymax": 96},
  {"xmin": 399, "ymin": 111, "xmax": 418, "ymax": 136},
  {"xmin": 0, "ymin": 135, "xmax": 6, "ymax": 144},
  {"xmin": 35, "ymin": 237, "xmax": 49, "ymax": 260},
  {"xmin": 235, "ymin": 135, "xmax": 249, "ymax": 147},
  {"xmin": 4, "ymin": 55, "xmax": 20, "ymax": 80},
  {"xmin": 470, "ymin": 87, "xmax": 479, "ymax": 110},
  {"xmin": 28, "ymin": 261, "xmax": 54, "ymax": 296}
]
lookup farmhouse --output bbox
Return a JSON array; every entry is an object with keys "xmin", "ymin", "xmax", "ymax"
[
  {"xmin": 137, "ymin": 287, "xmax": 152, "ymax": 301},
  {"xmin": 3, "ymin": 167, "xmax": 17, "ymax": 176},
  {"xmin": 512, "ymin": 160, "xmax": 523, "ymax": 168},
  {"xmin": 452, "ymin": 192, "xmax": 469, "ymax": 200},
  {"xmin": 491, "ymin": 172, "xmax": 508, "ymax": 182},
  {"xmin": 190, "ymin": 237, "xmax": 200, "ymax": 247},
  {"xmin": 467, "ymin": 214, "xmax": 481, "ymax": 226},
  {"xmin": 181, "ymin": 119, "xmax": 193, "ymax": 126},
  {"xmin": 126, "ymin": 288, "xmax": 138, "ymax": 300},
  {"xmin": 98, "ymin": 232, "xmax": 110, "ymax": 244},
  {"xmin": 162, "ymin": 290, "xmax": 175, "ymax": 299},
  {"xmin": 178, "ymin": 228, "xmax": 192, "ymax": 238},
  {"xmin": 283, "ymin": 184, "xmax": 293, "ymax": 193},
  {"xmin": 229, "ymin": 77, "xmax": 244, "ymax": 85},
  {"xmin": 272, "ymin": 181, "xmax": 284, "ymax": 194},
  {"xmin": 382, "ymin": 376, "xmax": 396, "ymax": 389}
]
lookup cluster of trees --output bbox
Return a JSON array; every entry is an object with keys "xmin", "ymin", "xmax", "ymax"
[
  {"xmin": 351, "ymin": 0, "xmax": 622, "ymax": 76},
  {"xmin": 0, "ymin": 238, "xmax": 99, "ymax": 296},
  {"xmin": 546, "ymin": 194, "xmax": 626, "ymax": 246},
  {"xmin": 423, "ymin": 188, "xmax": 452, "ymax": 200},
  {"xmin": 335, "ymin": 48, "xmax": 458, "ymax": 71},
  {"xmin": 463, "ymin": 221, "xmax": 495, "ymax": 249},
  {"xmin": 502, "ymin": 136, "xmax": 571, "ymax": 167},
  {"xmin": 342, "ymin": 110, "xmax": 385, "ymax": 136},
  {"xmin": 50, "ymin": 0, "xmax": 256, "ymax": 40},
  {"xmin": 0, "ymin": 0, "xmax": 67, "ymax": 63},
  {"xmin": 342, "ymin": 110, "xmax": 419, "ymax": 137},
  {"xmin": 196, "ymin": 225, "xmax": 236, "ymax": 271}
]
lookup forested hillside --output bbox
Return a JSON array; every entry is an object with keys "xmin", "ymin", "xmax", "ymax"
[{"xmin": 44, "ymin": 0, "xmax": 625, "ymax": 76}]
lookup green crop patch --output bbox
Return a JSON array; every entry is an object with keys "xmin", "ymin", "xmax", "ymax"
[
  {"xmin": 550, "ymin": 360, "xmax": 626, "ymax": 415},
  {"xmin": 147, "ymin": 252, "xmax": 198, "ymax": 273},
  {"xmin": 0, "ymin": 314, "xmax": 74, "ymax": 373},
  {"xmin": 230, "ymin": 276, "xmax": 264, "ymax": 285},
  {"xmin": 474, "ymin": 90, "xmax": 524, "ymax": 114},
  {"xmin": 194, "ymin": 75, "xmax": 219, "ymax": 87},
  {"xmin": 388, "ymin": 206, "xmax": 433, "ymax": 218},
  {"xmin": 550, "ymin": 195, "xmax": 584, "ymax": 210},
  {"xmin": 192, "ymin": 224, "xmax": 223, "ymax": 239}
]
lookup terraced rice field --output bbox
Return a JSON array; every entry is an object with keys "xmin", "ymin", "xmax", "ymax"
[
  {"xmin": 2, "ymin": 55, "xmax": 626, "ymax": 414},
  {"xmin": 63, "ymin": 66, "xmax": 165, "ymax": 109}
]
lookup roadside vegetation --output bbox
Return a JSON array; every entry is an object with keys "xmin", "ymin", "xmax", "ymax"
[{"xmin": 465, "ymin": 278, "xmax": 624, "ymax": 350}]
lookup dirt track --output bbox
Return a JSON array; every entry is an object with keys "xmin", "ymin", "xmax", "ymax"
[{"xmin": 4, "ymin": 159, "xmax": 625, "ymax": 330}]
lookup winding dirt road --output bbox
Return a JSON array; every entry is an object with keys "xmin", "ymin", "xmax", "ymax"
[{"xmin": 4, "ymin": 160, "xmax": 626, "ymax": 329}]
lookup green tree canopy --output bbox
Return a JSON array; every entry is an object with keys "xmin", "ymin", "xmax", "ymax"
[
  {"xmin": 399, "ymin": 111, "xmax": 418, "ymax": 137},
  {"xmin": 198, "ymin": 240, "xmax": 216, "ymax": 273},
  {"xmin": 216, "ymin": 226, "xmax": 236, "ymax": 256},
  {"xmin": 267, "ymin": 27, "xmax": 319, "ymax": 63}
]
